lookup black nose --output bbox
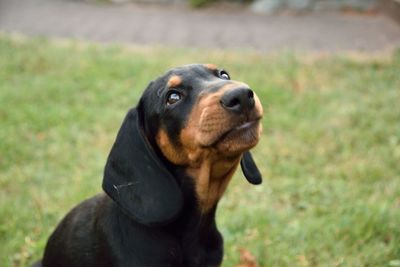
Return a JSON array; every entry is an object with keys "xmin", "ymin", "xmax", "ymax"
[{"xmin": 220, "ymin": 88, "xmax": 255, "ymax": 113}]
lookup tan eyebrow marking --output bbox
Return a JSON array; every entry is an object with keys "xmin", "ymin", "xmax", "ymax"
[
  {"xmin": 204, "ymin": 64, "xmax": 218, "ymax": 71},
  {"xmin": 167, "ymin": 75, "xmax": 182, "ymax": 88}
]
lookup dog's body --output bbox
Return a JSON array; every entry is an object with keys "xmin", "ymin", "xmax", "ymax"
[
  {"xmin": 43, "ymin": 182, "xmax": 222, "ymax": 267},
  {"xmin": 38, "ymin": 64, "xmax": 263, "ymax": 267}
]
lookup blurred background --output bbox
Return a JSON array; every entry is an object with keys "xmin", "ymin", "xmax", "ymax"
[
  {"xmin": 1, "ymin": 0, "xmax": 400, "ymax": 51},
  {"xmin": 0, "ymin": 0, "xmax": 400, "ymax": 266}
]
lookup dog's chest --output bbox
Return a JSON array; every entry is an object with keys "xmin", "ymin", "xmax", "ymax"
[{"xmin": 171, "ymin": 208, "xmax": 223, "ymax": 266}]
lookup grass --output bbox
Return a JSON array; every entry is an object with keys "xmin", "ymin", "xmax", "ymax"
[{"xmin": 0, "ymin": 35, "xmax": 399, "ymax": 267}]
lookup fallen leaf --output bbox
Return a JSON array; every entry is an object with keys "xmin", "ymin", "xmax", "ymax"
[{"xmin": 236, "ymin": 248, "xmax": 258, "ymax": 267}]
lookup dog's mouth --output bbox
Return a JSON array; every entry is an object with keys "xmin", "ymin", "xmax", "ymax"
[
  {"xmin": 216, "ymin": 119, "xmax": 260, "ymax": 143},
  {"xmin": 194, "ymin": 99, "xmax": 264, "ymax": 154},
  {"xmin": 209, "ymin": 117, "xmax": 262, "ymax": 153}
]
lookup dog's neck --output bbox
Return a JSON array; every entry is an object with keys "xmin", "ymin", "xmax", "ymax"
[
  {"xmin": 185, "ymin": 152, "xmax": 241, "ymax": 213},
  {"xmin": 155, "ymin": 128, "xmax": 241, "ymax": 213}
]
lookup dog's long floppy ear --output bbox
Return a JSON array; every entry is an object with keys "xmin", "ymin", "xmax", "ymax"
[
  {"xmin": 102, "ymin": 108, "xmax": 183, "ymax": 226},
  {"xmin": 240, "ymin": 151, "xmax": 262, "ymax": 185}
]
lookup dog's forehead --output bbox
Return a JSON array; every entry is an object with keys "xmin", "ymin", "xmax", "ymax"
[
  {"xmin": 166, "ymin": 64, "xmax": 220, "ymax": 82},
  {"xmin": 150, "ymin": 64, "xmax": 234, "ymax": 97}
]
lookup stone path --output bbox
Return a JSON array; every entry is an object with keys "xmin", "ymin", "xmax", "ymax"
[{"xmin": 1, "ymin": 0, "xmax": 400, "ymax": 52}]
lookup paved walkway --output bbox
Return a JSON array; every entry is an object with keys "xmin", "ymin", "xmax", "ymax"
[{"xmin": 1, "ymin": 0, "xmax": 400, "ymax": 52}]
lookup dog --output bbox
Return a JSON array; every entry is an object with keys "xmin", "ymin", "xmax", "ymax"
[{"xmin": 36, "ymin": 64, "xmax": 263, "ymax": 267}]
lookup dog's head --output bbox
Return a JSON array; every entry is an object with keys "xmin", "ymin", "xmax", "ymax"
[{"xmin": 103, "ymin": 64, "xmax": 263, "ymax": 225}]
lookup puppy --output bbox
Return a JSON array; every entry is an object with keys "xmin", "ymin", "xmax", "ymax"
[{"xmin": 38, "ymin": 64, "xmax": 263, "ymax": 267}]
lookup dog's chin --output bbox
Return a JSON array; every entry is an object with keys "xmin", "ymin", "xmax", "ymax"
[{"xmin": 213, "ymin": 120, "xmax": 262, "ymax": 156}]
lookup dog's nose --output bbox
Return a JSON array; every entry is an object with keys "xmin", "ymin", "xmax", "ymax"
[{"xmin": 220, "ymin": 88, "xmax": 255, "ymax": 113}]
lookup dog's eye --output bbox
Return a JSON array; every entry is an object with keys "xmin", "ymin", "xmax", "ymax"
[
  {"xmin": 219, "ymin": 70, "xmax": 230, "ymax": 80},
  {"xmin": 166, "ymin": 91, "xmax": 182, "ymax": 105}
]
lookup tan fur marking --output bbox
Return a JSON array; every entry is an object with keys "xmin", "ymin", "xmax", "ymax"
[
  {"xmin": 167, "ymin": 75, "xmax": 182, "ymax": 88},
  {"xmin": 253, "ymin": 94, "xmax": 264, "ymax": 118},
  {"xmin": 204, "ymin": 64, "xmax": 218, "ymax": 71},
  {"xmin": 187, "ymin": 156, "xmax": 240, "ymax": 213},
  {"xmin": 157, "ymin": 128, "xmax": 239, "ymax": 213},
  {"xmin": 156, "ymin": 129, "xmax": 188, "ymax": 165}
]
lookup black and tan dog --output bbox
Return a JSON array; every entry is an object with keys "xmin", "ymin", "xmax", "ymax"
[{"xmin": 38, "ymin": 64, "xmax": 263, "ymax": 267}]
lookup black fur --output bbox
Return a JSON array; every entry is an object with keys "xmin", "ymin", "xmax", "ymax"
[{"xmin": 38, "ymin": 64, "xmax": 262, "ymax": 267}]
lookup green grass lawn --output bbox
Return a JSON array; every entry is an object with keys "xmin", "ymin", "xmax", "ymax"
[{"xmin": 1, "ymin": 35, "xmax": 399, "ymax": 267}]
